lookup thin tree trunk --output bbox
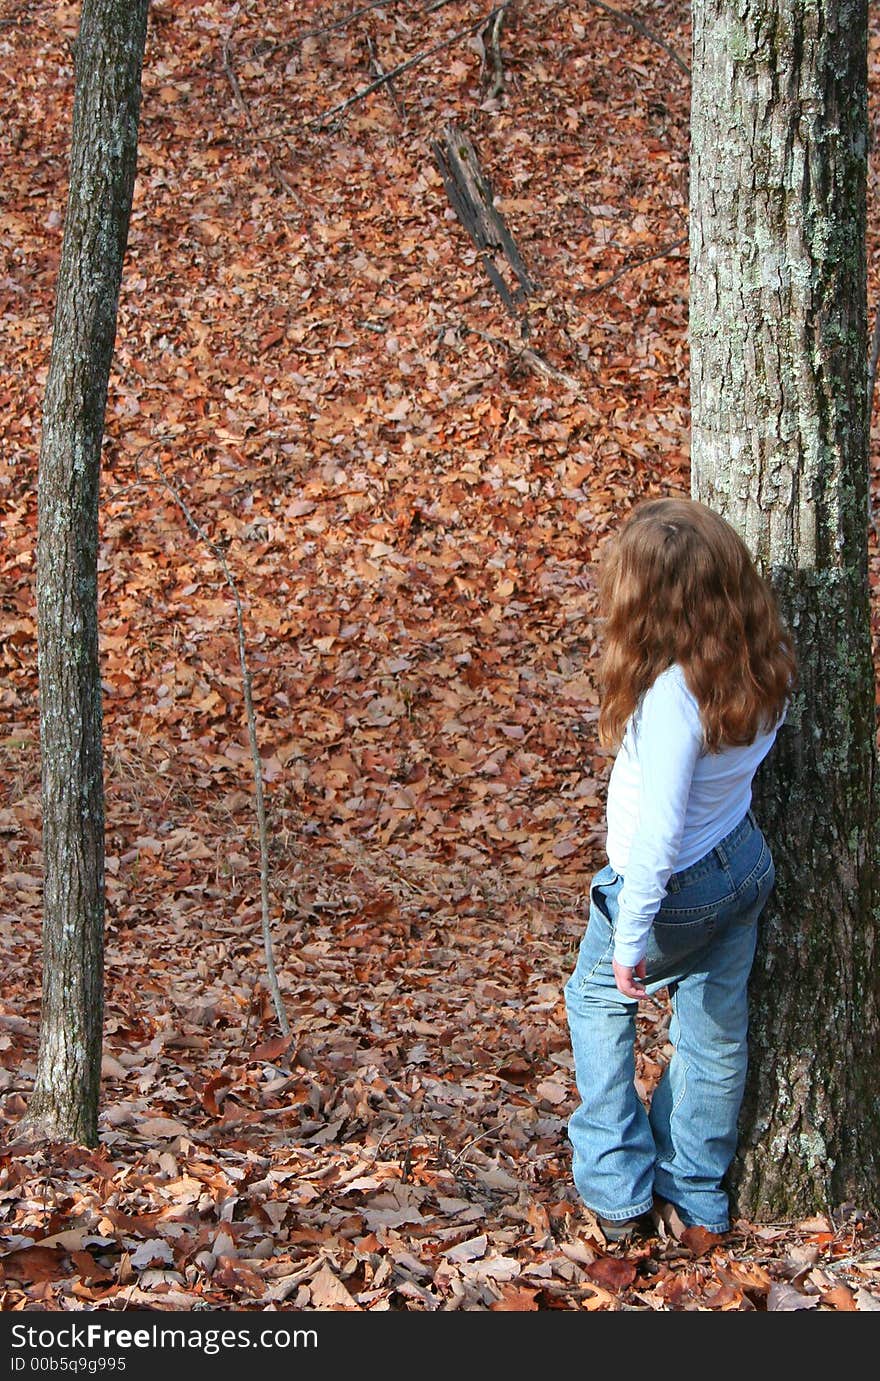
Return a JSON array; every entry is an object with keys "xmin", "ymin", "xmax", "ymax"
[
  {"xmin": 26, "ymin": 0, "xmax": 149, "ymax": 1146},
  {"xmin": 690, "ymin": 0, "xmax": 880, "ymax": 1218}
]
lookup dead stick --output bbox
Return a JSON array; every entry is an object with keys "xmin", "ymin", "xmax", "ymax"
[
  {"xmin": 222, "ymin": 31, "xmax": 298, "ymax": 199},
  {"xmin": 465, "ymin": 324, "xmax": 582, "ymax": 392},
  {"xmin": 222, "ymin": 37, "xmax": 254, "ymax": 130},
  {"xmin": 311, "ymin": 5, "xmax": 509, "ymax": 128},
  {"xmin": 155, "ymin": 461, "xmax": 290, "ymax": 1038},
  {"xmin": 588, "ymin": 234, "xmax": 687, "ymax": 293},
  {"xmin": 483, "ymin": 3, "xmax": 508, "ymax": 100},
  {"xmin": 579, "ymin": 0, "xmax": 690, "ymax": 75},
  {"xmin": 267, "ymin": 0, "xmax": 399, "ymax": 51},
  {"xmin": 366, "ymin": 35, "xmax": 405, "ymax": 119}
]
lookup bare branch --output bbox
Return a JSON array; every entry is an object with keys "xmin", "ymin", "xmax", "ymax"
[
  {"xmin": 588, "ymin": 234, "xmax": 687, "ymax": 293},
  {"xmin": 580, "ymin": 0, "xmax": 690, "ymax": 76},
  {"xmin": 266, "ymin": 0, "xmax": 399, "ymax": 51},
  {"xmin": 482, "ymin": 3, "xmax": 508, "ymax": 101},
  {"xmin": 222, "ymin": 26, "xmax": 298, "ymax": 200},
  {"xmin": 154, "ymin": 460, "xmax": 290, "ymax": 1039},
  {"xmin": 365, "ymin": 33, "xmax": 405, "ymax": 120},
  {"xmin": 311, "ymin": 5, "xmax": 509, "ymax": 129}
]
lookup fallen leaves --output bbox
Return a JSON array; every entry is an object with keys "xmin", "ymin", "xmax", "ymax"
[{"xmin": 1, "ymin": 0, "xmax": 880, "ymax": 1316}]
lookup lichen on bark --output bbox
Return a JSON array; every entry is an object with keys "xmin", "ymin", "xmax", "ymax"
[
  {"xmin": 27, "ymin": 0, "xmax": 149, "ymax": 1148},
  {"xmin": 690, "ymin": 0, "xmax": 880, "ymax": 1215}
]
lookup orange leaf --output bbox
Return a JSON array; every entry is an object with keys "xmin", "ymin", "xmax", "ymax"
[
  {"xmin": 585, "ymin": 1256, "xmax": 637, "ymax": 1291},
  {"xmin": 490, "ymin": 1286, "xmax": 539, "ymax": 1311},
  {"xmin": 1, "ymin": 1246, "xmax": 70, "ymax": 1284},
  {"xmin": 822, "ymin": 1283, "xmax": 858, "ymax": 1311},
  {"xmin": 251, "ymin": 1035, "xmax": 293, "ymax": 1063},
  {"xmin": 681, "ymin": 1225, "xmax": 724, "ymax": 1255},
  {"xmin": 71, "ymin": 1250, "xmax": 114, "ymax": 1284}
]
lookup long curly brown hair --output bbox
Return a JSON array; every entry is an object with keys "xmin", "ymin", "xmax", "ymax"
[{"xmin": 597, "ymin": 497, "xmax": 797, "ymax": 751}]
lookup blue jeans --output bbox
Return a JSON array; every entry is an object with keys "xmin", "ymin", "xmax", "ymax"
[{"xmin": 563, "ymin": 811, "xmax": 775, "ymax": 1232}]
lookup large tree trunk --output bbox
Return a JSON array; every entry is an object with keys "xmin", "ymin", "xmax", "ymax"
[
  {"xmin": 27, "ymin": 0, "xmax": 149, "ymax": 1146},
  {"xmin": 689, "ymin": 0, "xmax": 880, "ymax": 1217}
]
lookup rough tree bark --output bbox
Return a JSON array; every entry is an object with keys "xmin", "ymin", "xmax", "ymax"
[
  {"xmin": 690, "ymin": 0, "xmax": 880, "ymax": 1216},
  {"xmin": 26, "ymin": 0, "xmax": 149, "ymax": 1145}
]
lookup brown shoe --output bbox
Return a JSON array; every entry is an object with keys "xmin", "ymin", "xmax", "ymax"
[{"xmin": 597, "ymin": 1212, "xmax": 655, "ymax": 1243}]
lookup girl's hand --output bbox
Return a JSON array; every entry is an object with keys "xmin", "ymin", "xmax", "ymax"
[{"xmin": 613, "ymin": 957, "xmax": 648, "ymax": 1000}]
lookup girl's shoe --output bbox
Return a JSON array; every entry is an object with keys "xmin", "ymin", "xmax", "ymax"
[{"xmin": 597, "ymin": 1212, "xmax": 655, "ymax": 1243}]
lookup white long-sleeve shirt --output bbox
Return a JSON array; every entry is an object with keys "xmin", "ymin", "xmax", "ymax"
[{"xmin": 605, "ymin": 664, "xmax": 782, "ymax": 967}]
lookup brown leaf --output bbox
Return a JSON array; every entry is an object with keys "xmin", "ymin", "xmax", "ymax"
[
  {"xmin": 137, "ymin": 1115, "xmax": 190, "ymax": 1139},
  {"xmin": 490, "ymin": 1286, "xmax": 539, "ymax": 1311},
  {"xmin": 71, "ymin": 1250, "xmax": 114, "ymax": 1284},
  {"xmin": 585, "ymin": 1256, "xmax": 637, "ymax": 1292},
  {"xmin": 704, "ymin": 1281, "xmax": 746, "ymax": 1310},
  {"xmin": 251, "ymin": 1034, "xmax": 292, "ymax": 1063},
  {"xmin": 767, "ymin": 1282, "xmax": 821, "ymax": 1311},
  {"xmin": 820, "ymin": 1281, "xmax": 858, "ymax": 1311},
  {"xmin": 681, "ymin": 1225, "xmax": 724, "ymax": 1255},
  {"xmin": 1, "ymin": 1246, "xmax": 70, "ymax": 1284},
  {"xmin": 308, "ymin": 1263, "xmax": 361, "ymax": 1311},
  {"xmin": 496, "ymin": 1056, "xmax": 531, "ymax": 1084},
  {"xmin": 725, "ymin": 1259, "xmax": 772, "ymax": 1297}
]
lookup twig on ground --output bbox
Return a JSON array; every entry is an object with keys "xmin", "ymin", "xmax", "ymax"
[
  {"xmin": 0, "ymin": 2, "xmax": 33, "ymax": 33},
  {"xmin": 365, "ymin": 34, "xmax": 405, "ymax": 120},
  {"xmin": 482, "ymin": 3, "xmax": 508, "ymax": 100},
  {"xmin": 465, "ymin": 323, "xmax": 582, "ymax": 392},
  {"xmin": 310, "ymin": 5, "xmax": 508, "ymax": 129},
  {"xmin": 588, "ymin": 234, "xmax": 687, "ymax": 293},
  {"xmin": 267, "ymin": 0, "xmax": 398, "ymax": 51},
  {"xmin": 579, "ymin": 0, "xmax": 690, "ymax": 76},
  {"xmin": 222, "ymin": 22, "xmax": 297, "ymax": 199},
  {"xmin": 448, "ymin": 1125, "xmax": 503, "ymax": 1168},
  {"xmin": 153, "ymin": 459, "xmax": 290, "ymax": 1038}
]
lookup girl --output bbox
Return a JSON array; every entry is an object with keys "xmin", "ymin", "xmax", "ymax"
[{"xmin": 564, "ymin": 497, "xmax": 796, "ymax": 1241}]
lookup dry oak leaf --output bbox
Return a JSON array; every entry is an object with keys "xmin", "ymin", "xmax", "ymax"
[
  {"xmin": 459, "ymin": 1255, "xmax": 521, "ymax": 1284},
  {"xmin": 681, "ymin": 1225, "xmax": 725, "ymax": 1256},
  {"xmin": 443, "ymin": 1234, "xmax": 488, "ymax": 1264},
  {"xmin": 129, "ymin": 1239, "xmax": 175, "ymax": 1270},
  {"xmin": 250, "ymin": 1034, "xmax": 293, "ymax": 1063},
  {"xmin": 308, "ymin": 1263, "xmax": 361, "ymax": 1311},
  {"xmin": 855, "ymin": 1288, "xmax": 880, "ymax": 1311},
  {"xmin": 767, "ymin": 1282, "xmax": 821, "ymax": 1311},
  {"xmin": 0, "ymin": 1246, "xmax": 70, "ymax": 1284},
  {"xmin": 71, "ymin": 1250, "xmax": 115, "ymax": 1285},
  {"xmin": 806, "ymin": 1269, "xmax": 858, "ymax": 1311},
  {"xmin": 490, "ymin": 1286, "xmax": 540, "ymax": 1311},
  {"xmin": 585, "ymin": 1256, "xmax": 637, "ymax": 1292}
]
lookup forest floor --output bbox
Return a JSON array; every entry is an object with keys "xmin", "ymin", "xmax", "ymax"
[{"xmin": 2, "ymin": 0, "xmax": 880, "ymax": 1312}]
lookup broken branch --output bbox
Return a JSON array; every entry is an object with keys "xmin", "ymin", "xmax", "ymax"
[
  {"xmin": 588, "ymin": 234, "xmax": 687, "ymax": 293},
  {"xmin": 154, "ymin": 460, "xmax": 290, "ymax": 1039},
  {"xmin": 580, "ymin": 0, "xmax": 690, "ymax": 76},
  {"xmin": 311, "ymin": 5, "xmax": 509, "ymax": 129}
]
